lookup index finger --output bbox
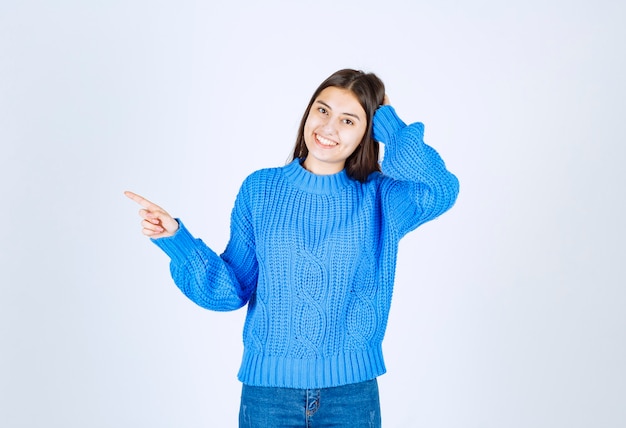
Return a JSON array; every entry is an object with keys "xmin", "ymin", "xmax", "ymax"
[{"xmin": 124, "ymin": 190, "xmax": 160, "ymax": 210}]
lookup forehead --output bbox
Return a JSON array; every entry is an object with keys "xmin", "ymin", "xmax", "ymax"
[{"xmin": 314, "ymin": 87, "xmax": 365, "ymax": 115}]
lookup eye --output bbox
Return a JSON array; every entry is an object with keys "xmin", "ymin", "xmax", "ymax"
[
  {"xmin": 343, "ymin": 118, "xmax": 354, "ymax": 126},
  {"xmin": 317, "ymin": 107, "xmax": 328, "ymax": 114}
]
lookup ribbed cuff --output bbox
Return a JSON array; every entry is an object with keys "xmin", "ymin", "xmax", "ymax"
[
  {"xmin": 373, "ymin": 105, "xmax": 406, "ymax": 143},
  {"xmin": 151, "ymin": 220, "xmax": 198, "ymax": 264}
]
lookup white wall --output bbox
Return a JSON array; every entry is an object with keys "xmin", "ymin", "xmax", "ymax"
[{"xmin": 1, "ymin": 1, "xmax": 624, "ymax": 426}]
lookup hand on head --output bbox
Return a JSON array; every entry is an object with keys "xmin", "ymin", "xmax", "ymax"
[{"xmin": 124, "ymin": 191, "xmax": 179, "ymax": 238}]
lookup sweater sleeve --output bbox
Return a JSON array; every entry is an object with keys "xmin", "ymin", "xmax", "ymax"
[
  {"xmin": 151, "ymin": 183, "xmax": 258, "ymax": 311},
  {"xmin": 373, "ymin": 105, "xmax": 459, "ymax": 237}
]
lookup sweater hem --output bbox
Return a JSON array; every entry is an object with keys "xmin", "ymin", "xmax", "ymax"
[{"xmin": 237, "ymin": 346, "xmax": 387, "ymax": 389}]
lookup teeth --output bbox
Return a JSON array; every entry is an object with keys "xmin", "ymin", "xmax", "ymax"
[{"xmin": 317, "ymin": 134, "xmax": 337, "ymax": 146}]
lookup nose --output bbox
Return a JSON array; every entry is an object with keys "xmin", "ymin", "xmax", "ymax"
[{"xmin": 322, "ymin": 118, "xmax": 337, "ymax": 136}]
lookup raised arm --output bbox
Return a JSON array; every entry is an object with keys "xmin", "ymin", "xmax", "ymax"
[
  {"xmin": 373, "ymin": 105, "xmax": 459, "ymax": 236},
  {"xmin": 125, "ymin": 189, "xmax": 258, "ymax": 311}
]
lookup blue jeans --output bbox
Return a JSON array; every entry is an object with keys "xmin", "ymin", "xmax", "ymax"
[{"xmin": 239, "ymin": 378, "xmax": 382, "ymax": 427}]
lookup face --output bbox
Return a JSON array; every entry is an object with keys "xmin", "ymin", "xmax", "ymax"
[{"xmin": 302, "ymin": 86, "xmax": 367, "ymax": 175}]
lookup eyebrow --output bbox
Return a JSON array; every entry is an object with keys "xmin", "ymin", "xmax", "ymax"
[{"xmin": 315, "ymin": 100, "xmax": 362, "ymax": 121}]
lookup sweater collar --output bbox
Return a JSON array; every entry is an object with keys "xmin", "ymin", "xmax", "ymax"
[{"xmin": 282, "ymin": 158, "xmax": 353, "ymax": 194}]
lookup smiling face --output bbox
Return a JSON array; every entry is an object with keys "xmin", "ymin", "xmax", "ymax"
[{"xmin": 302, "ymin": 86, "xmax": 367, "ymax": 175}]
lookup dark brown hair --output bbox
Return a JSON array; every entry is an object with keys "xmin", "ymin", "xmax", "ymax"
[{"xmin": 291, "ymin": 69, "xmax": 386, "ymax": 182}]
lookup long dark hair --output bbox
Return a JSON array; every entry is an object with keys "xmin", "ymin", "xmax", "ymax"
[{"xmin": 291, "ymin": 69, "xmax": 386, "ymax": 182}]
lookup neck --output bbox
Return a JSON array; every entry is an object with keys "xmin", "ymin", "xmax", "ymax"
[{"xmin": 302, "ymin": 158, "xmax": 345, "ymax": 176}]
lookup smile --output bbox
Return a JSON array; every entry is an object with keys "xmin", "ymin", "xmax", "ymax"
[{"xmin": 315, "ymin": 134, "xmax": 338, "ymax": 147}]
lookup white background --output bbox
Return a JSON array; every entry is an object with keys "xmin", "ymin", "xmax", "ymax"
[{"xmin": 1, "ymin": 0, "xmax": 625, "ymax": 426}]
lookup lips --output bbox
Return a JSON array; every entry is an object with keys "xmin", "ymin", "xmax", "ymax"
[{"xmin": 315, "ymin": 133, "xmax": 338, "ymax": 147}]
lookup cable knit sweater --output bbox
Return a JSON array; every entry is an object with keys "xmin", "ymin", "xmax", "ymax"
[{"xmin": 152, "ymin": 105, "xmax": 459, "ymax": 389}]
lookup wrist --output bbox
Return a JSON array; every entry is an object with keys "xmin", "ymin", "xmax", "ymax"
[{"xmin": 373, "ymin": 105, "xmax": 405, "ymax": 143}]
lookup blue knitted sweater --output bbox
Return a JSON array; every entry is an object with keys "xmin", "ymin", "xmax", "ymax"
[{"xmin": 153, "ymin": 105, "xmax": 459, "ymax": 389}]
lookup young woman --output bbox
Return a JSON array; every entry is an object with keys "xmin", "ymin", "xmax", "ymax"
[{"xmin": 126, "ymin": 69, "xmax": 459, "ymax": 427}]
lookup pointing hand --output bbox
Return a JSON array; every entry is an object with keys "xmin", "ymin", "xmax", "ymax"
[{"xmin": 124, "ymin": 191, "xmax": 179, "ymax": 238}]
